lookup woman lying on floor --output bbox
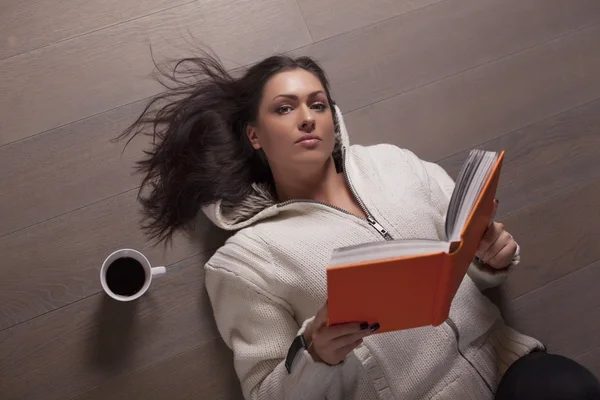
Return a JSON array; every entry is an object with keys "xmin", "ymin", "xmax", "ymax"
[{"xmin": 120, "ymin": 52, "xmax": 600, "ymax": 400}]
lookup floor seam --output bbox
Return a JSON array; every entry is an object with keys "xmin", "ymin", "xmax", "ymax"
[
  {"xmin": 0, "ymin": 187, "xmax": 140, "ymax": 240},
  {"xmin": 294, "ymin": 0, "xmax": 315, "ymax": 43},
  {"xmin": 511, "ymin": 258, "xmax": 600, "ymax": 303},
  {"xmin": 435, "ymin": 96, "xmax": 600, "ymax": 166},
  {"xmin": 0, "ymin": 249, "xmax": 209, "ymax": 333},
  {"xmin": 342, "ymin": 20, "xmax": 600, "ymax": 116},
  {"xmin": 67, "ymin": 338, "xmax": 221, "ymax": 400},
  {"xmin": 0, "ymin": 0, "xmax": 200, "ymax": 63}
]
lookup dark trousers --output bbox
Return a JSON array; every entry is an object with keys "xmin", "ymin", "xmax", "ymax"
[{"xmin": 495, "ymin": 351, "xmax": 600, "ymax": 400}]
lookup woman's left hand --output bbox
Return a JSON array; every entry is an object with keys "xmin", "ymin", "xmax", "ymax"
[{"xmin": 475, "ymin": 201, "xmax": 518, "ymax": 270}]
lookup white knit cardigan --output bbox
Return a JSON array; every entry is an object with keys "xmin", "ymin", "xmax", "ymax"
[{"xmin": 203, "ymin": 107, "xmax": 543, "ymax": 399}]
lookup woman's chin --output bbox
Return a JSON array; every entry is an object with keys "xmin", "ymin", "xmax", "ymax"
[{"xmin": 292, "ymin": 148, "xmax": 333, "ymax": 166}]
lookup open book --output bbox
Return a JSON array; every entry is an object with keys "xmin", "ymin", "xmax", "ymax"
[{"xmin": 327, "ymin": 150, "xmax": 504, "ymax": 333}]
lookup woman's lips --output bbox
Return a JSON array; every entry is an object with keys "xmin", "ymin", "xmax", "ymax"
[
  {"xmin": 296, "ymin": 136, "xmax": 321, "ymax": 149},
  {"xmin": 295, "ymin": 134, "xmax": 320, "ymax": 143}
]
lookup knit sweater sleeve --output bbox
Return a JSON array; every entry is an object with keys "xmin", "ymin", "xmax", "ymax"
[
  {"xmin": 401, "ymin": 148, "xmax": 519, "ymax": 290},
  {"xmin": 204, "ymin": 236, "xmax": 336, "ymax": 400}
]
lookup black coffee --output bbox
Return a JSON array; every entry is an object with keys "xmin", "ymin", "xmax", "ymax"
[{"xmin": 105, "ymin": 257, "xmax": 146, "ymax": 296}]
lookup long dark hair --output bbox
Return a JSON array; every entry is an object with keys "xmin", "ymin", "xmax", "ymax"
[{"xmin": 119, "ymin": 50, "xmax": 338, "ymax": 243}]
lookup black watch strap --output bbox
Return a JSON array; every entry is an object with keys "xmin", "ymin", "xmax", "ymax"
[{"xmin": 285, "ymin": 334, "xmax": 308, "ymax": 374}]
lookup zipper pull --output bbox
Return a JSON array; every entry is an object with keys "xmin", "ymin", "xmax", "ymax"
[{"xmin": 367, "ymin": 217, "xmax": 390, "ymax": 239}]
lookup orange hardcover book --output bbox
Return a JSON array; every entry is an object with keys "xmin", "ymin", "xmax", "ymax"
[{"xmin": 327, "ymin": 150, "xmax": 505, "ymax": 333}]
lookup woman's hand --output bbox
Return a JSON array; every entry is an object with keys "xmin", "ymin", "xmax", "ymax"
[
  {"xmin": 476, "ymin": 200, "xmax": 518, "ymax": 270},
  {"xmin": 303, "ymin": 302, "xmax": 377, "ymax": 366}
]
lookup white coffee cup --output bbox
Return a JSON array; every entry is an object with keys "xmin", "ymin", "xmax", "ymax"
[{"xmin": 100, "ymin": 248, "xmax": 166, "ymax": 301}]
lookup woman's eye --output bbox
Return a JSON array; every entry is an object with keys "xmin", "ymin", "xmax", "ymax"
[
  {"xmin": 312, "ymin": 103, "xmax": 328, "ymax": 111},
  {"xmin": 276, "ymin": 105, "xmax": 293, "ymax": 114}
]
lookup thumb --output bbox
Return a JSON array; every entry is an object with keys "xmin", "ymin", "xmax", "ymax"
[
  {"xmin": 489, "ymin": 199, "xmax": 498, "ymax": 227},
  {"xmin": 313, "ymin": 301, "xmax": 329, "ymax": 329}
]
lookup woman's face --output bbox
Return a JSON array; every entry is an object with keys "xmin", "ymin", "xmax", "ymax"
[{"xmin": 247, "ymin": 68, "xmax": 336, "ymax": 175}]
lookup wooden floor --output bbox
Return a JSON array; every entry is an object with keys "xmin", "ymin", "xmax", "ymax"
[{"xmin": 1, "ymin": 0, "xmax": 600, "ymax": 398}]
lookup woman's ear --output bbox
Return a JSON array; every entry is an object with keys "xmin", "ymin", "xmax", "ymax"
[{"xmin": 246, "ymin": 124, "xmax": 261, "ymax": 150}]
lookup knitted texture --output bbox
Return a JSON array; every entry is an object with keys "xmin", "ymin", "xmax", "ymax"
[{"xmin": 203, "ymin": 109, "xmax": 543, "ymax": 399}]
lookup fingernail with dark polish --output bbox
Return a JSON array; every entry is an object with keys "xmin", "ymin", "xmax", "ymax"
[
  {"xmin": 494, "ymin": 199, "xmax": 499, "ymax": 204},
  {"xmin": 360, "ymin": 322, "xmax": 369, "ymax": 330},
  {"xmin": 369, "ymin": 323, "xmax": 380, "ymax": 333}
]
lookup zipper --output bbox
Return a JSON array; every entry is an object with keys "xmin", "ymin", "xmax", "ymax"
[
  {"xmin": 278, "ymin": 198, "xmax": 361, "ymax": 219},
  {"xmin": 445, "ymin": 318, "xmax": 493, "ymax": 395},
  {"xmin": 340, "ymin": 147, "xmax": 392, "ymax": 241},
  {"xmin": 277, "ymin": 146, "xmax": 393, "ymax": 240},
  {"xmin": 366, "ymin": 217, "xmax": 390, "ymax": 238}
]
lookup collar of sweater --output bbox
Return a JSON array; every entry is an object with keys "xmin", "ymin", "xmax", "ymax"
[{"xmin": 202, "ymin": 105, "xmax": 354, "ymax": 231}]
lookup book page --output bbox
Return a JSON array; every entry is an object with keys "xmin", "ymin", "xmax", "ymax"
[
  {"xmin": 446, "ymin": 150, "xmax": 481, "ymax": 239},
  {"xmin": 330, "ymin": 239, "xmax": 450, "ymax": 267},
  {"xmin": 446, "ymin": 150, "xmax": 500, "ymax": 242}
]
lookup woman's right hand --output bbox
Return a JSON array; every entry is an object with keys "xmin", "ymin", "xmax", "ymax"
[{"xmin": 303, "ymin": 302, "xmax": 379, "ymax": 366}]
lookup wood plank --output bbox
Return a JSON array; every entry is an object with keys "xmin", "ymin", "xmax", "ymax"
[
  {"xmin": 0, "ymin": 0, "xmax": 311, "ymax": 145},
  {"xmin": 292, "ymin": 0, "xmax": 600, "ymax": 113},
  {"xmin": 0, "ymin": 189, "xmax": 230, "ymax": 331},
  {"xmin": 576, "ymin": 346, "xmax": 600, "ymax": 378},
  {"xmin": 74, "ymin": 340, "xmax": 243, "ymax": 400},
  {"xmin": 501, "ymin": 261, "xmax": 600, "ymax": 361},
  {"xmin": 501, "ymin": 179, "xmax": 600, "ymax": 298},
  {"xmin": 297, "ymin": 0, "xmax": 442, "ymax": 41},
  {"xmin": 0, "ymin": 0, "xmax": 194, "ymax": 59},
  {"xmin": 343, "ymin": 23, "xmax": 600, "ymax": 161},
  {"xmin": 437, "ymin": 98, "xmax": 600, "ymax": 217},
  {"xmin": 0, "ymin": 100, "xmax": 148, "ymax": 237},
  {"xmin": 0, "ymin": 253, "xmax": 233, "ymax": 400}
]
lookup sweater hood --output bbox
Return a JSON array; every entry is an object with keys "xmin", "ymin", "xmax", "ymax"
[{"xmin": 202, "ymin": 105, "xmax": 351, "ymax": 231}]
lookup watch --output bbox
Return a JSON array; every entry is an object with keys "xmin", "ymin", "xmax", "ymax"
[{"xmin": 285, "ymin": 334, "xmax": 308, "ymax": 374}]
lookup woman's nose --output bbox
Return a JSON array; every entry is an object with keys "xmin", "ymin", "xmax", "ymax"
[
  {"xmin": 299, "ymin": 109, "xmax": 315, "ymax": 131},
  {"xmin": 300, "ymin": 118, "xmax": 316, "ymax": 132}
]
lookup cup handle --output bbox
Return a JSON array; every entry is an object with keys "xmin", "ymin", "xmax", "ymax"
[{"xmin": 151, "ymin": 266, "xmax": 167, "ymax": 276}]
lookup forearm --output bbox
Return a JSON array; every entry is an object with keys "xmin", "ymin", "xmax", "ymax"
[{"xmin": 206, "ymin": 263, "xmax": 338, "ymax": 400}]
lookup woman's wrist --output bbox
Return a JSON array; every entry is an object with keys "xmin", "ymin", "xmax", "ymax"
[
  {"xmin": 306, "ymin": 341, "xmax": 323, "ymax": 363},
  {"xmin": 302, "ymin": 332, "xmax": 318, "ymax": 361},
  {"xmin": 305, "ymin": 333, "xmax": 343, "ymax": 366}
]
